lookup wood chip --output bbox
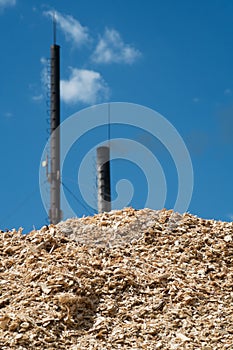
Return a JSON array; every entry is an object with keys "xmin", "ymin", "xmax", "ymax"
[{"xmin": 0, "ymin": 207, "xmax": 233, "ymax": 349}]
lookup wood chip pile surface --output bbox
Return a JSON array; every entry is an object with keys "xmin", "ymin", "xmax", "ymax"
[{"xmin": 0, "ymin": 207, "xmax": 233, "ymax": 349}]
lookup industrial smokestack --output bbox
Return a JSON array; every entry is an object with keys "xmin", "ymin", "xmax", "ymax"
[
  {"xmin": 97, "ymin": 146, "xmax": 111, "ymax": 213},
  {"xmin": 49, "ymin": 43, "xmax": 62, "ymax": 224}
]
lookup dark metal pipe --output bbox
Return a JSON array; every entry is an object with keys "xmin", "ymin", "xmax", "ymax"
[{"xmin": 49, "ymin": 44, "xmax": 62, "ymax": 224}]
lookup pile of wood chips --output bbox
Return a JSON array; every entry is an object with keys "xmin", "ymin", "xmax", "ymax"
[{"xmin": 0, "ymin": 207, "xmax": 233, "ymax": 349}]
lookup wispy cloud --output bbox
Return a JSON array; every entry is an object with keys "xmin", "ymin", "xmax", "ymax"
[
  {"xmin": 192, "ymin": 97, "xmax": 200, "ymax": 103},
  {"xmin": 92, "ymin": 28, "xmax": 141, "ymax": 64},
  {"xmin": 29, "ymin": 76, "xmax": 45, "ymax": 103},
  {"xmin": 29, "ymin": 57, "xmax": 49, "ymax": 103},
  {"xmin": 0, "ymin": 0, "xmax": 16, "ymax": 10},
  {"xmin": 60, "ymin": 67, "xmax": 109, "ymax": 105},
  {"xmin": 40, "ymin": 56, "xmax": 50, "ymax": 89},
  {"xmin": 32, "ymin": 94, "xmax": 43, "ymax": 102},
  {"xmin": 44, "ymin": 10, "xmax": 90, "ymax": 47}
]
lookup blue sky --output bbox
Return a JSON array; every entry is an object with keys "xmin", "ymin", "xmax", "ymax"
[{"xmin": 0, "ymin": 0, "xmax": 233, "ymax": 231}]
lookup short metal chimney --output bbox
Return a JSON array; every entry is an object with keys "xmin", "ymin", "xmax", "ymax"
[{"xmin": 97, "ymin": 146, "xmax": 111, "ymax": 213}]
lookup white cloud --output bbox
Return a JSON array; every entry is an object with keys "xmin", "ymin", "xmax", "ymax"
[
  {"xmin": 60, "ymin": 67, "xmax": 109, "ymax": 105},
  {"xmin": 92, "ymin": 28, "xmax": 141, "ymax": 64},
  {"xmin": 39, "ymin": 58, "xmax": 109, "ymax": 105},
  {"xmin": 44, "ymin": 10, "xmax": 90, "ymax": 47},
  {"xmin": 0, "ymin": 0, "xmax": 16, "ymax": 9}
]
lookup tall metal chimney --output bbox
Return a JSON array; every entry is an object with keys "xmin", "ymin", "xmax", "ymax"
[
  {"xmin": 97, "ymin": 146, "xmax": 111, "ymax": 213},
  {"xmin": 49, "ymin": 43, "xmax": 62, "ymax": 224}
]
